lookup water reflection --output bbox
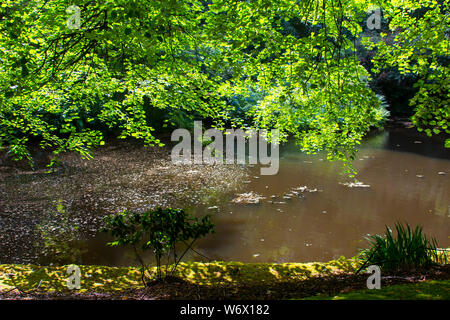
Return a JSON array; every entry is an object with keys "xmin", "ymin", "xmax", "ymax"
[{"xmin": 81, "ymin": 128, "xmax": 449, "ymax": 266}]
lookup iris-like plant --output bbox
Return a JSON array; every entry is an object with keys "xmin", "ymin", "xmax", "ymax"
[
  {"xmin": 102, "ymin": 208, "xmax": 214, "ymax": 284},
  {"xmin": 359, "ymin": 222, "xmax": 448, "ymax": 272}
]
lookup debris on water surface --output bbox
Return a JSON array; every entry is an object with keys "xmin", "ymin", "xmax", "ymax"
[
  {"xmin": 0, "ymin": 141, "xmax": 249, "ymax": 264},
  {"xmin": 292, "ymin": 186, "xmax": 320, "ymax": 193},
  {"xmin": 231, "ymin": 191, "xmax": 266, "ymax": 204},
  {"xmin": 340, "ymin": 181, "xmax": 370, "ymax": 188}
]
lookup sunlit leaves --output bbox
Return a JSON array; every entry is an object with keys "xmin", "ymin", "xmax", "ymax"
[
  {"xmin": 369, "ymin": 0, "xmax": 449, "ymax": 145},
  {"xmin": 0, "ymin": 0, "xmax": 447, "ymax": 174}
]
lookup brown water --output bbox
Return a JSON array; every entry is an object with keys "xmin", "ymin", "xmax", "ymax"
[{"xmin": 81, "ymin": 128, "xmax": 450, "ymax": 266}]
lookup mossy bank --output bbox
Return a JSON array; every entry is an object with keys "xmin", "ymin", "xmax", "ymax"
[{"xmin": 1, "ymin": 257, "xmax": 449, "ymax": 300}]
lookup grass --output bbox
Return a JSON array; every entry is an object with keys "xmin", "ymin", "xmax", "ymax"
[{"xmin": 305, "ymin": 280, "xmax": 450, "ymax": 300}]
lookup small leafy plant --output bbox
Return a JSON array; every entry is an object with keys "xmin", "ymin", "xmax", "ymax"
[
  {"xmin": 359, "ymin": 222, "xmax": 448, "ymax": 272},
  {"xmin": 102, "ymin": 208, "xmax": 215, "ymax": 284}
]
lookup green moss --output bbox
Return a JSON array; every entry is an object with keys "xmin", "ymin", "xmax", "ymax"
[
  {"xmin": 0, "ymin": 264, "xmax": 142, "ymax": 293},
  {"xmin": 305, "ymin": 280, "xmax": 450, "ymax": 300},
  {"xmin": 0, "ymin": 256, "xmax": 361, "ymax": 293}
]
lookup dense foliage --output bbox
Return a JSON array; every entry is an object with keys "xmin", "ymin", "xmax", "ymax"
[
  {"xmin": 102, "ymin": 208, "xmax": 215, "ymax": 282},
  {"xmin": 366, "ymin": 0, "xmax": 449, "ymax": 146},
  {"xmin": 0, "ymin": 0, "xmax": 448, "ymax": 173}
]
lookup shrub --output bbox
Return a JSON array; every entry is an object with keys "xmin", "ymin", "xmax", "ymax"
[
  {"xmin": 359, "ymin": 222, "xmax": 448, "ymax": 272},
  {"xmin": 102, "ymin": 208, "xmax": 215, "ymax": 284}
]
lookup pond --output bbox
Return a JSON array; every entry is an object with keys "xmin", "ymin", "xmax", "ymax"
[{"xmin": 79, "ymin": 127, "xmax": 450, "ymax": 266}]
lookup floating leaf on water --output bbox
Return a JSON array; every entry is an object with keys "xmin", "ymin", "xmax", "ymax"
[
  {"xmin": 340, "ymin": 182, "xmax": 370, "ymax": 188},
  {"xmin": 231, "ymin": 192, "xmax": 265, "ymax": 204}
]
